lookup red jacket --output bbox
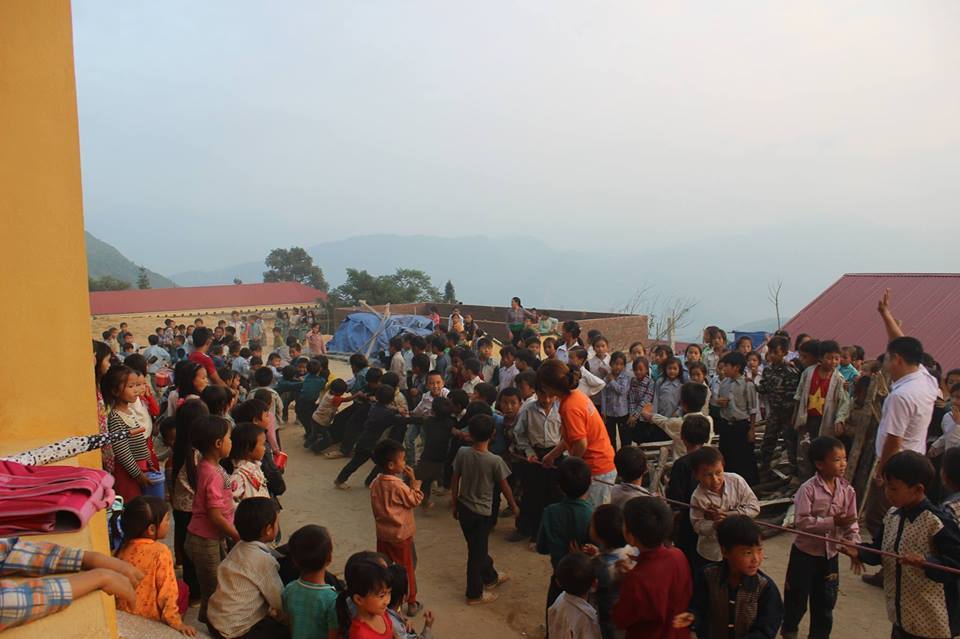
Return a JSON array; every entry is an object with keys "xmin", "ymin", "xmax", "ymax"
[{"xmin": 611, "ymin": 545, "xmax": 692, "ymax": 639}]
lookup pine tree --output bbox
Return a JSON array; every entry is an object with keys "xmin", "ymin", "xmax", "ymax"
[
  {"xmin": 443, "ymin": 280, "xmax": 456, "ymax": 303},
  {"xmin": 137, "ymin": 266, "xmax": 151, "ymax": 289}
]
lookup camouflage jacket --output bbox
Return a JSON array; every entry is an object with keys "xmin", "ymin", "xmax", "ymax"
[{"xmin": 756, "ymin": 362, "xmax": 800, "ymax": 413}]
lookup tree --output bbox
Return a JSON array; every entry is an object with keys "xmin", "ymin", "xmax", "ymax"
[
  {"xmin": 262, "ymin": 247, "xmax": 328, "ymax": 291},
  {"xmin": 233, "ymin": 277, "xmax": 243, "ymax": 285},
  {"xmin": 443, "ymin": 280, "xmax": 457, "ymax": 304},
  {"xmin": 618, "ymin": 284, "xmax": 699, "ymax": 345},
  {"xmin": 89, "ymin": 275, "xmax": 131, "ymax": 291},
  {"xmin": 768, "ymin": 280, "xmax": 784, "ymax": 328},
  {"xmin": 329, "ymin": 268, "xmax": 441, "ymax": 307},
  {"xmin": 137, "ymin": 266, "xmax": 151, "ymax": 289}
]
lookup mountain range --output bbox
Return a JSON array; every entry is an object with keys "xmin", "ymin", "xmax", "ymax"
[{"xmin": 86, "ymin": 231, "xmax": 176, "ymax": 288}]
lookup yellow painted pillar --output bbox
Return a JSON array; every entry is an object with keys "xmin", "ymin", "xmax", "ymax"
[{"xmin": 0, "ymin": 1, "xmax": 117, "ymax": 636}]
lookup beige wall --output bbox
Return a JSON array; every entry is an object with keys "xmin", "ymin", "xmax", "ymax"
[{"xmin": 0, "ymin": 1, "xmax": 117, "ymax": 636}]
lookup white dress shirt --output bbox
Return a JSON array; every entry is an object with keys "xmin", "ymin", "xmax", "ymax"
[{"xmin": 875, "ymin": 366, "xmax": 939, "ymax": 457}]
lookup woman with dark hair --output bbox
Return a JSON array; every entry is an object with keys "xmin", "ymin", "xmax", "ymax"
[
  {"xmin": 505, "ymin": 297, "xmax": 535, "ymax": 343},
  {"xmin": 538, "ymin": 359, "xmax": 616, "ymax": 507}
]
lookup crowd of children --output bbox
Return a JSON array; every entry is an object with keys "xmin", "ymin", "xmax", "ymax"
[{"xmin": 46, "ymin": 291, "xmax": 959, "ymax": 639}]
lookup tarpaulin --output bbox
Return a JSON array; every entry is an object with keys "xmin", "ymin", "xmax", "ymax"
[{"xmin": 326, "ymin": 313, "xmax": 435, "ymax": 354}]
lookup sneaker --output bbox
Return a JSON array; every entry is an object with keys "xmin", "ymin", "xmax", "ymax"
[
  {"xmin": 334, "ymin": 481, "xmax": 349, "ymax": 490},
  {"xmin": 467, "ymin": 591, "xmax": 498, "ymax": 605},
  {"xmin": 405, "ymin": 601, "xmax": 423, "ymax": 617},
  {"xmin": 484, "ymin": 573, "xmax": 509, "ymax": 590}
]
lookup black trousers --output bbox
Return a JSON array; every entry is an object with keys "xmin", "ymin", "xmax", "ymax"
[
  {"xmin": 209, "ymin": 616, "xmax": 289, "ymax": 639},
  {"xmin": 716, "ymin": 418, "xmax": 758, "ymax": 485},
  {"xmin": 172, "ymin": 509, "xmax": 199, "ymax": 598},
  {"xmin": 517, "ymin": 453, "xmax": 560, "ymax": 539},
  {"xmin": 782, "ymin": 545, "xmax": 839, "ymax": 639},
  {"xmin": 338, "ymin": 402, "xmax": 370, "ymax": 456},
  {"xmin": 604, "ymin": 414, "xmax": 629, "ymax": 450},
  {"xmin": 457, "ymin": 503, "xmax": 499, "ymax": 599},
  {"xmin": 336, "ymin": 449, "xmax": 372, "ymax": 484}
]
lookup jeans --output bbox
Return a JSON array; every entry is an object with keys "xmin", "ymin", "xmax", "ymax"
[
  {"xmin": 586, "ymin": 470, "xmax": 616, "ymax": 508},
  {"xmin": 457, "ymin": 503, "xmax": 499, "ymax": 599},
  {"xmin": 783, "ymin": 546, "xmax": 840, "ymax": 639},
  {"xmin": 184, "ymin": 532, "xmax": 224, "ymax": 623}
]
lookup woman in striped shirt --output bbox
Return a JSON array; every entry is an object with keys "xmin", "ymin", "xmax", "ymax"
[{"xmin": 101, "ymin": 364, "xmax": 159, "ymax": 501}]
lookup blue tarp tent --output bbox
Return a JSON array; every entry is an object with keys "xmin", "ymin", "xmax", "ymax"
[{"xmin": 326, "ymin": 312, "xmax": 434, "ymax": 354}]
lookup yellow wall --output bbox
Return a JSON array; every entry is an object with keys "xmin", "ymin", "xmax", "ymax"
[{"xmin": 0, "ymin": 1, "xmax": 117, "ymax": 636}]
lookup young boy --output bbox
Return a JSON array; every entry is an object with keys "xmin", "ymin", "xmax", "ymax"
[
  {"xmin": 309, "ymin": 379, "xmax": 351, "ymax": 454},
  {"xmin": 689, "ymin": 446, "xmax": 760, "ymax": 567},
  {"xmin": 451, "ymin": 414, "xmax": 519, "ymax": 604},
  {"xmin": 253, "ymin": 367, "xmax": 283, "ymax": 424},
  {"xmin": 512, "ymin": 384, "xmax": 563, "ymax": 543},
  {"xmin": 666, "ymin": 415, "xmax": 713, "ymax": 568},
  {"xmin": 793, "ymin": 341, "xmax": 850, "ymax": 478},
  {"xmin": 781, "ymin": 436, "xmax": 860, "ymax": 639},
  {"xmin": 612, "ymin": 497, "xmax": 692, "ymax": 639},
  {"xmin": 369, "ymin": 439, "xmax": 424, "ymax": 617},
  {"xmin": 282, "ymin": 525, "xmax": 338, "ymax": 639},
  {"xmin": 334, "ymin": 385, "xmax": 407, "ymax": 489},
  {"xmin": 609, "ymin": 446, "xmax": 650, "ymax": 509},
  {"xmin": 642, "ymin": 382, "xmax": 714, "ymax": 459},
  {"xmin": 676, "ymin": 516, "xmax": 784, "ymax": 639},
  {"xmin": 496, "ymin": 346, "xmax": 519, "ymax": 391},
  {"xmin": 414, "ymin": 396, "xmax": 457, "ymax": 506},
  {"xmin": 407, "ymin": 370, "xmax": 450, "ymax": 466},
  {"xmin": 207, "ymin": 497, "xmax": 285, "ymax": 639},
  {"xmin": 547, "ymin": 552, "xmax": 602, "ymax": 639},
  {"xmin": 537, "ymin": 457, "xmax": 594, "ymax": 607},
  {"xmin": 476, "ymin": 337, "xmax": 497, "ymax": 383},
  {"xmin": 714, "ymin": 351, "xmax": 759, "ymax": 484},
  {"xmin": 838, "ymin": 346, "xmax": 860, "ymax": 387},
  {"xmin": 461, "ymin": 359, "xmax": 483, "ymax": 396},
  {"xmin": 756, "ymin": 336, "xmax": 800, "ymax": 476},
  {"xmin": 849, "ymin": 451, "xmax": 960, "ymax": 639}
]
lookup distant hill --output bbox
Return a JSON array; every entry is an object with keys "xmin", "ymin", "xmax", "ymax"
[{"xmin": 86, "ymin": 231, "xmax": 176, "ymax": 289}]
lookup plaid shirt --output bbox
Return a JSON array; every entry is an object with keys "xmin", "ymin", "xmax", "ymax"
[
  {"xmin": 0, "ymin": 537, "xmax": 84, "ymax": 631},
  {"xmin": 627, "ymin": 375, "xmax": 655, "ymax": 417}
]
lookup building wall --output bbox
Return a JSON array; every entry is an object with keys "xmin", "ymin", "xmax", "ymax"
[{"xmin": 0, "ymin": 1, "xmax": 117, "ymax": 636}]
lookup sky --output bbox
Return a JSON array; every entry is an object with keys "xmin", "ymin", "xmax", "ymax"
[{"xmin": 73, "ymin": 2, "xmax": 959, "ymax": 329}]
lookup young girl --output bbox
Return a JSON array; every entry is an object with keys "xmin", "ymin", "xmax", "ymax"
[
  {"xmin": 166, "ymin": 361, "xmax": 209, "ymax": 418},
  {"xmin": 338, "ymin": 557, "xmax": 394, "ymax": 639},
  {"xmin": 601, "ymin": 352, "xmax": 631, "ymax": 450},
  {"xmin": 115, "ymin": 496, "xmax": 196, "ymax": 636},
  {"xmin": 201, "ymin": 385, "xmax": 236, "ymax": 423},
  {"xmin": 184, "ymin": 416, "xmax": 239, "ymax": 623},
  {"xmin": 253, "ymin": 388, "xmax": 282, "ymax": 453},
  {"xmin": 227, "ymin": 423, "xmax": 269, "ymax": 502},
  {"xmin": 582, "ymin": 505, "xmax": 633, "ymax": 639},
  {"xmin": 702, "ymin": 328, "xmax": 727, "ymax": 377},
  {"xmin": 628, "ymin": 341, "xmax": 646, "ymax": 361},
  {"xmin": 745, "ymin": 351, "xmax": 764, "ymax": 385},
  {"xmin": 683, "ymin": 344, "xmax": 703, "ymax": 381},
  {"xmin": 587, "ymin": 337, "xmax": 612, "ymax": 388},
  {"xmin": 220, "ymin": 368, "xmax": 246, "ymax": 403},
  {"xmin": 102, "ymin": 364, "xmax": 160, "ymax": 501},
  {"xmin": 652, "ymin": 356, "xmax": 684, "ymax": 418},
  {"xmin": 543, "ymin": 337, "xmax": 558, "ymax": 360},
  {"xmin": 627, "ymin": 357, "xmax": 657, "ymax": 444}
]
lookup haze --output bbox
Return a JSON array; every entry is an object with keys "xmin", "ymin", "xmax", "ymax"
[{"xmin": 72, "ymin": 2, "xmax": 959, "ymax": 330}]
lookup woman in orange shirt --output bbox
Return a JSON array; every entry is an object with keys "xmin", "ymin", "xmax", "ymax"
[
  {"xmin": 538, "ymin": 359, "xmax": 617, "ymax": 507},
  {"xmin": 115, "ymin": 496, "xmax": 196, "ymax": 636}
]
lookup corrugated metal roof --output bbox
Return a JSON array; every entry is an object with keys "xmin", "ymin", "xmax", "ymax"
[
  {"xmin": 782, "ymin": 273, "xmax": 960, "ymax": 368},
  {"xmin": 90, "ymin": 282, "xmax": 327, "ymax": 315}
]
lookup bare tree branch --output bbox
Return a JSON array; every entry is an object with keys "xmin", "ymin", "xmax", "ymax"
[
  {"xmin": 618, "ymin": 285, "xmax": 699, "ymax": 345},
  {"xmin": 768, "ymin": 280, "xmax": 783, "ymax": 329}
]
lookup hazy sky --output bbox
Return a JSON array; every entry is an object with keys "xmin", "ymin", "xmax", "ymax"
[{"xmin": 73, "ymin": 2, "xmax": 958, "ymax": 325}]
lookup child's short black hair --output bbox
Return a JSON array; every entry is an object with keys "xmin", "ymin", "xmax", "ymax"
[
  {"xmin": 201, "ymin": 384, "xmax": 233, "ymax": 416},
  {"xmin": 281, "ymin": 365, "xmax": 298, "ymax": 381},
  {"xmin": 632, "ymin": 356, "xmax": 650, "ymax": 372},
  {"xmin": 524, "ymin": 336, "xmax": 541, "ymax": 349},
  {"xmin": 329, "ymin": 378, "xmax": 348, "ymax": 395},
  {"xmin": 690, "ymin": 446, "xmax": 724, "ymax": 473},
  {"xmin": 148, "ymin": 334, "xmax": 159, "ymax": 346},
  {"xmin": 614, "ymin": 446, "xmax": 647, "ymax": 482},
  {"xmin": 468, "ymin": 414, "xmax": 495, "ymax": 442},
  {"xmin": 431, "ymin": 396, "xmax": 454, "ymax": 418},
  {"xmin": 652, "ymin": 344, "xmax": 672, "ymax": 357},
  {"xmin": 719, "ymin": 351, "xmax": 746, "ymax": 374},
  {"xmin": 609, "ymin": 351, "xmax": 627, "ymax": 367},
  {"xmin": 623, "ymin": 497, "xmax": 673, "ymax": 548},
  {"xmin": 307, "ymin": 359, "xmax": 323, "ymax": 376},
  {"xmin": 767, "ymin": 336, "xmax": 790, "ymax": 353},
  {"xmin": 498, "ymin": 387, "xmax": 522, "ymax": 404},
  {"xmin": 887, "ymin": 336, "xmax": 924, "ymax": 366},
  {"xmin": 590, "ymin": 504, "xmax": 626, "ymax": 549},
  {"xmin": 499, "ymin": 345, "xmax": 517, "ymax": 359},
  {"xmin": 558, "ymin": 456, "xmax": 592, "ymax": 498},
  {"xmin": 554, "ymin": 552, "xmax": 596, "ymax": 598},
  {"xmin": 474, "ymin": 382, "xmax": 498, "ymax": 405},
  {"xmin": 798, "ymin": 339, "xmax": 821, "ymax": 357},
  {"xmin": 476, "ymin": 337, "xmax": 493, "ymax": 350},
  {"xmin": 253, "ymin": 366, "xmax": 274, "ymax": 387},
  {"xmin": 158, "ymin": 416, "xmax": 177, "ymax": 437},
  {"xmin": 232, "ymin": 398, "xmax": 269, "ymax": 424},
  {"xmin": 515, "ymin": 370, "xmax": 538, "ymax": 390},
  {"xmin": 448, "ymin": 389, "xmax": 470, "ymax": 412},
  {"xmin": 680, "ymin": 383, "xmax": 707, "ymax": 412},
  {"xmin": 229, "ymin": 422, "xmax": 265, "ymax": 462},
  {"xmin": 389, "ymin": 336, "xmax": 403, "ymax": 351},
  {"xmin": 818, "ymin": 340, "xmax": 841, "ymax": 357},
  {"xmin": 372, "ymin": 438, "xmax": 404, "ymax": 468},
  {"xmin": 365, "ymin": 368, "xmax": 383, "ymax": 384},
  {"xmin": 882, "ymin": 450, "xmax": 934, "ymax": 489},
  {"xmin": 809, "ymin": 436, "xmax": 844, "ymax": 464},
  {"xmin": 686, "ymin": 361, "xmax": 707, "ymax": 378},
  {"xmin": 375, "ymin": 384, "xmax": 396, "ymax": 405},
  {"xmin": 717, "ymin": 515, "xmax": 762, "ymax": 550},
  {"xmin": 681, "ymin": 414, "xmax": 712, "ymax": 447},
  {"xmin": 516, "ymin": 350, "xmax": 538, "ymax": 368},
  {"xmin": 189, "ymin": 416, "xmax": 231, "ymax": 454},
  {"xmin": 411, "ymin": 353, "xmax": 431, "ymax": 373},
  {"xmin": 736, "ymin": 335, "xmax": 753, "ymax": 348},
  {"xmin": 380, "ymin": 371, "xmax": 401, "ymax": 389},
  {"xmin": 942, "ymin": 448, "xmax": 960, "ymax": 489},
  {"xmin": 235, "ymin": 496, "xmax": 278, "ymax": 542},
  {"xmin": 288, "ymin": 524, "xmax": 332, "ymax": 572}
]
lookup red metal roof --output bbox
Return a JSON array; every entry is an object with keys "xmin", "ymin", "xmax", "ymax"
[
  {"xmin": 90, "ymin": 282, "xmax": 327, "ymax": 315},
  {"xmin": 782, "ymin": 274, "xmax": 960, "ymax": 368}
]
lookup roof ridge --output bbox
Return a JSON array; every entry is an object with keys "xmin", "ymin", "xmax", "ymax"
[{"xmin": 843, "ymin": 273, "xmax": 960, "ymax": 278}]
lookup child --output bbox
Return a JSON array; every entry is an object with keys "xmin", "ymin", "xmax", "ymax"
[
  {"xmin": 570, "ymin": 347, "xmax": 606, "ymax": 399},
  {"xmin": 612, "ymin": 497, "xmax": 692, "ymax": 639},
  {"xmin": 414, "ymin": 396, "xmax": 456, "ymax": 506},
  {"xmin": 626, "ymin": 356, "xmax": 656, "ymax": 444},
  {"xmin": 451, "ymin": 414, "xmax": 519, "ymax": 604},
  {"xmin": 386, "ymin": 564, "xmax": 436, "ymax": 639},
  {"xmin": 408, "ymin": 370, "xmax": 449, "ymax": 466},
  {"xmin": 296, "ymin": 358, "xmax": 328, "ymax": 444},
  {"xmin": 461, "ymin": 359, "xmax": 483, "ymax": 396},
  {"xmin": 185, "ymin": 416, "xmax": 240, "ymax": 624},
  {"xmin": 547, "ymin": 552, "xmax": 602, "ymax": 639},
  {"xmin": 497, "ymin": 346, "xmax": 519, "ymax": 391},
  {"xmin": 941, "ymin": 447, "xmax": 960, "ymax": 526},
  {"xmin": 339, "ymin": 558, "xmax": 393, "ymax": 639},
  {"xmin": 115, "ymin": 496, "xmax": 196, "ymax": 636},
  {"xmin": 369, "ymin": 440, "xmax": 424, "ymax": 616},
  {"xmin": 102, "ymin": 364, "xmax": 160, "ymax": 501},
  {"xmin": 207, "ymin": 498, "xmax": 285, "ymax": 639},
  {"xmin": 335, "ymin": 385, "xmax": 408, "ymax": 489},
  {"xmin": 282, "ymin": 524, "xmax": 338, "ymax": 639},
  {"xmin": 601, "ymin": 351, "xmax": 631, "ymax": 450},
  {"xmin": 642, "ymin": 383, "xmax": 714, "ymax": 460},
  {"xmin": 582, "ymin": 505, "xmax": 632, "ymax": 639},
  {"xmin": 312, "ymin": 378, "xmax": 352, "ymax": 453},
  {"xmin": 781, "ymin": 436, "xmax": 860, "ymax": 639},
  {"xmin": 512, "ymin": 387, "xmax": 563, "ymax": 543},
  {"xmin": 543, "ymin": 336, "xmax": 558, "ymax": 360},
  {"xmin": 792, "ymin": 341, "xmax": 850, "ymax": 477},
  {"xmin": 609, "ymin": 446, "xmax": 650, "ymax": 508},
  {"xmin": 756, "ymin": 336, "xmax": 800, "ymax": 476},
  {"xmin": 838, "ymin": 346, "xmax": 860, "ymax": 388},
  {"xmin": 253, "ymin": 367, "xmax": 284, "ymax": 425},
  {"xmin": 715, "ymin": 352, "xmax": 759, "ymax": 484},
  {"xmin": 653, "ymin": 357, "xmax": 684, "ymax": 418},
  {"xmin": 493, "ymin": 387, "xmax": 522, "ymax": 458},
  {"xmin": 587, "ymin": 336, "xmax": 612, "ymax": 382},
  {"xmin": 228, "ymin": 423, "xmax": 270, "ymax": 502},
  {"xmin": 685, "ymin": 362, "xmax": 711, "ymax": 414},
  {"xmin": 745, "ymin": 351, "xmax": 763, "ymax": 384},
  {"xmin": 676, "ymin": 516, "xmax": 783, "ymax": 639},
  {"xmin": 537, "ymin": 456, "xmax": 594, "ymax": 607},
  {"xmin": 650, "ymin": 345, "xmax": 672, "ymax": 382},
  {"xmin": 849, "ymin": 451, "xmax": 960, "ymax": 639},
  {"xmin": 688, "ymin": 446, "xmax": 760, "ymax": 567},
  {"xmin": 735, "ymin": 335, "xmax": 753, "ymax": 356},
  {"xmin": 232, "ymin": 399, "xmax": 287, "ymax": 501},
  {"xmin": 666, "ymin": 415, "xmax": 712, "ymax": 568},
  {"xmin": 927, "ymin": 383, "xmax": 960, "ymax": 457},
  {"xmin": 702, "ymin": 328, "xmax": 727, "ymax": 377}
]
